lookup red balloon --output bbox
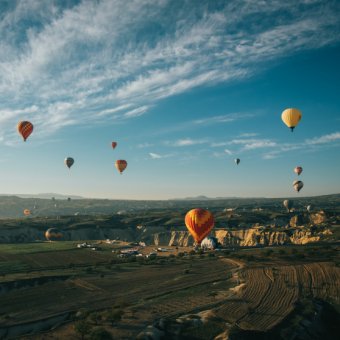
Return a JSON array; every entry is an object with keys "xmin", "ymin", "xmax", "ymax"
[
  {"xmin": 17, "ymin": 121, "xmax": 33, "ymax": 141},
  {"xmin": 115, "ymin": 160, "xmax": 127, "ymax": 174}
]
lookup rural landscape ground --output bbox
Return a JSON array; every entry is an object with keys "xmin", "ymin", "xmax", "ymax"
[{"xmin": 0, "ymin": 194, "xmax": 339, "ymax": 339}]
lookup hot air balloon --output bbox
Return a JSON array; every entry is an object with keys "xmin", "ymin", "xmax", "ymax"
[
  {"xmin": 65, "ymin": 157, "xmax": 74, "ymax": 169},
  {"xmin": 293, "ymin": 180, "xmax": 304, "ymax": 192},
  {"xmin": 67, "ymin": 197, "xmax": 71, "ymax": 202},
  {"xmin": 185, "ymin": 208, "xmax": 214, "ymax": 245},
  {"xmin": 200, "ymin": 236, "xmax": 218, "ymax": 250},
  {"xmin": 281, "ymin": 108, "xmax": 302, "ymax": 132},
  {"xmin": 306, "ymin": 205, "xmax": 312, "ymax": 213},
  {"xmin": 17, "ymin": 121, "xmax": 33, "ymax": 141},
  {"xmin": 234, "ymin": 158, "xmax": 240, "ymax": 165},
  {"xmin": 283, "ymin": 199, "xmax": 293, "ymax": 212},
  {"xmin": 111, "ymin": 142, "xmax": 117, "ymax": 149},
  {"xmin": 115, "ymin": 160, "xmax": 127, "ymax": 174},
  {"xmin": 294, "ymin": 166, "xmax": 303, "ymax": 176},
  {"xmin": 23, "ymin": 209, "xmax": 31, "ymax": 216},
  {"xmin": 45, "ymin": 228, "xmax": 63, "ymax": 241}
]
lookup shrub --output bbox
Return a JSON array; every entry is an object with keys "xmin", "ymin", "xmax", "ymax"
[
  {"xmin": 106, "ymin": 308, "xmax": 124, "ymax": 326},
  {"xmin": 264, "ymin": 249, "xmax": 274, "ymax": 256},
  {"xmin": 74, "ymin": 320, "xmax": 92, "ymax": 340},
  {"xmin": 89, "ymin": 327, "xmax": 113, "ymax": 340},
  {"xmin": 89, "ymin": 312, "xmax": 101, "ymax": 325}
]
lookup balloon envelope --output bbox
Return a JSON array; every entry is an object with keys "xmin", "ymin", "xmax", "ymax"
[
  {"xmin": 111, "ymin": 142, "xmax": 117, "ymax": 149},
  {"xmin": 294, "ymin": 166, "xmax": 303, "ymax": 175},
  {"xmin": 17, "ymin": 121, "xmax": 33, "ymax": 141},
  {"xmin": 293, "ymin": 180, "xmax": 304, "ymax": 192},
  {"xmin": 201, "ymin": 236, "xmax": 218, "ymax": 250},
  {"xmin": 283, "ymin": 199, "xmax": 293, "ymax": 212},
  {"xmin": 115, "ymin": 160, "xmax": 127, "ymax": 174},
  {"xmin": 185, "ymin": 208, "xmax": 214, "ymax": 244},
  {"xmin": 45, "ymin": 228, "xmax": 63, "ymax": 241},
  {"xmin": 23, "ymin": 209, "xmax": 31, "ymax": 216},
  {"xmin": 281, "ymin": 108, "xmax": 302, "ymax": 131},
  {"xmin": 65, "ymin": 157, "xmax": 74, "ymax": 169},
  {"xmin": 234, "ymin": 158, "xmax": 240, "ymax": 165}
]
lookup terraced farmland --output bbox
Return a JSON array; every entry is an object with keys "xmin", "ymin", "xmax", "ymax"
[{"xmin": 216, "ymin": 262, "xmax": 340, "ymax": 331}]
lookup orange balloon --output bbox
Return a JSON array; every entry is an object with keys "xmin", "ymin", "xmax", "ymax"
[
  {"xmin": 115, "ymin": 160, "xmax": 127, "ymax": 174},
  {"xmin": 45, "ymin": 228, "xmax": 63, "ymax": 241},
  {"xmin": 17, "ymin": 121, "xmax": 33, "ymax": 141},
  {"xmin": 112, "ymin": 142, "xmax": 117, "ymax": 149},
  {"xmin": 185, "ymin": 208, "xmax": 214, "ymax": 244}
]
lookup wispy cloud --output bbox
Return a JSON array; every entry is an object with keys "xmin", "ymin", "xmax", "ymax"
[
  {"xmin": 124, "ymin": 106, "xmax": 149, "ymax": 118},
  {"xmin": 138, "ymin": 142, "xmax": 154, "ymax": 148},
  {"xmin": 149, "ymin": 152, "xmax": 173, "ymax": 159},
  {"xmin": 262, "ymin": 131, "xmax": 340, "ymax": 159},
  {"xmin": 0, "ymin": 0, "xmax": 339, "ymax": 143},
  {"xmin": 305, "ymin": 132, "xmax": 340, "ymax": 145},
  {"xmin": 149, "ymin": 152, "xmax": 162, "ymax": 159},
  {"xmin": 239, "ymin": 132, "xmax": 258, "ymax": 138},
  {"xmin": 194, "ymin": 113, "xmax": 255, "ymax": 125},
  {"xmin": 226, "ymin": 138, "xmax": 277, "ymax": 150},
  {"xmin": 171, "ymin": 138, "xmax": 208, "ymax": 147},
  {"xmin": 242, "ymin": 140, "xmax": 277, "ymax": 150}
]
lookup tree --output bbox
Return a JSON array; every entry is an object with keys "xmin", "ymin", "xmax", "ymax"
[
  {"xmin": 106, "ymin": 308, "xmax": 124, "ymax": 326},
  {"xmin": 89, "ymin": 327, "xmax": 113, "ymax": 340},
  {"xmin": 74, "ymin": 320, "xmax": 92, "ymax": 340},
  {"xmin": 89, "ymin": 312, "xmax": 101, "ymax": 325}
]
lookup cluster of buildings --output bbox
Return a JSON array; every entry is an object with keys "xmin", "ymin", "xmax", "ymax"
[{"xmin": 76, "ymin": 242, "xmax": 101, "ymax": 251}]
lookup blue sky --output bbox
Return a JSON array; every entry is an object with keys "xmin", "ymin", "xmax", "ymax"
[{"xmin": 0, "ymin": 0, "xmax": 339, "ymax": 199}]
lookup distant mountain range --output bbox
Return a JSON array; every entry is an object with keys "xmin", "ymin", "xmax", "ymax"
[
  {"xmin": 0, "ymin": 193, "xmax": 84, "ymax": 200},
  {"xmin": 0, "ymin": 193, "xmax": 339, "ymax": 202},
  {"xmin": 172, "ymin": 195, "xmax": 249, "ymax": 200},
  {"xmin": 171, "ymin": 193, "xmax": 340, "ymax": 201}
]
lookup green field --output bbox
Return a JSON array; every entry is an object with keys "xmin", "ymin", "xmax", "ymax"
[{"xmin": 0, "ymin": 241, "xmax": 77, "ymax": 254}]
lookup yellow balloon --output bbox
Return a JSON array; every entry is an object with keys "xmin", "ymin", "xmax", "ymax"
[{"xmin": 281, "ymin": 108, "xmax": 302, "ymax": 132}]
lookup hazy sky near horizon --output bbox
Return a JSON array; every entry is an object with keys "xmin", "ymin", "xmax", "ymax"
[{"xmin": 0, "ymin": 0, "xmax": 339, "ymax": 200}]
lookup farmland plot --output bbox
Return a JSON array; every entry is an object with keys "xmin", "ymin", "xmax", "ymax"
[{"xmin": 216, "ymin": 262, "xmax": 340, "ymax": 332}]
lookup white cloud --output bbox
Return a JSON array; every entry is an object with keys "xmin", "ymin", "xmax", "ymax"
[
  {"xmin": 239, "ymin": 132, "xmax": 258, "ymax": 137},
  {"xmin": 242, "ymin": 140, "xmax": 277, "ymax": 150},
  {"xmin": 97, "ymin": 104, "xmax": 133, "ymax": 117},
  {"xmin": 149, "ymin": 152, "xmax": 162, "ymax": 159},
  {"xmin": 138, "ymin": 142, "xmax": 154, "ymax": 148},
  {"xmin": 0, "ymin": 0, "xmax": 339, "ymax": 144},
  {"xmin": 227, "ymin": 138, "xmax": 276, "ymax": 148},
  {"xmin": 224, "ymin": 148, "xmax": 233, "ymax": 155},
  {"xmin": 262, "ymin": 152, "xmax": 280, "ymax": 160},
  {"xmin": 261, "ymin": 132, "xmax": 340, "ymax": 160},
  {"xmin": 211, "ymin": 142, "xmax": 229, "ymax": 147},
  {"xmin": 172, "ymin": 138, "xmax": 208, "ymax": 147},
  {"xmin": 124, "ymin": 106, "xmax": 149, "ymax": 118},
  {"xmin": 305, "ymin": 132, "xmax": 340, "ymax": 145},
  {"xmin": 149, "ymin": 152, "xmax": 173, "ymax": 159},
  {"xmin": 194, "ymin": 113, "xmax": 255, "ymax": 125}
]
